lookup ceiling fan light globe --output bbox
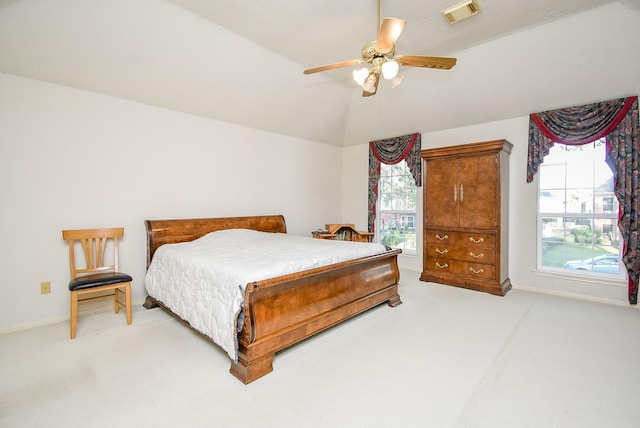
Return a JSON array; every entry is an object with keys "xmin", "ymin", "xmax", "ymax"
[
  {"xmin": 353, "ymin": 68, "xmax": 369, "ymax": 86},
  {"xmin": 362, "ymin": 76, "xmax": 376, "ymax": 93},
  {"xmin": 381, "ymin": 60, "xmax": 399, "ymax": 80}
]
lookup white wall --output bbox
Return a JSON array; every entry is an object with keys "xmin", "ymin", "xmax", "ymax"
[{"xmin": 0, "ymin": 73, "xmax": 343, "ymax": 331}]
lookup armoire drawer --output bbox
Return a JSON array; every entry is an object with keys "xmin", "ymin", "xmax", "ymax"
[
  {"xmin": 425, "ymin": 258, "xmax": 496, "ymax": 280},
  {"xmin": 454, "ymin": 261, "xmax": 496, "ymax": 280},
  {"xmin": 424, "ymin": 230, "xmax": 496, "ymax": 249},
  {"xmin": 425, "ymin": 244, "xmax": 496, "ymax": 264}
]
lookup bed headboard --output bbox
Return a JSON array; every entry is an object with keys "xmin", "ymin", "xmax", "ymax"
[{"xmin": 145, "ymin": 215, "xmax": 287, "ymax": 269}]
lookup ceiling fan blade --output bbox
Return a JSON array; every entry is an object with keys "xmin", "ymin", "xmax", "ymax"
[
  {"xmin": 362, "ymin": 73, "xmax": 379, "ymax": 97},
  {"xmin": 376, "ymin": 18, "xmax": 406, "ymax": 52},
  {"xmin": 303, "ymin": 59, "xmax": 360, "ymax": 75},
  {"xmin": 396, "ymin": 55, "xmax": 457, "ymax": 70}
]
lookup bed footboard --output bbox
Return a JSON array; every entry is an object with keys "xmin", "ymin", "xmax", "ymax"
[{"xmin": 230, "ymin": 249, "xmax": 401, "ymax": 384}]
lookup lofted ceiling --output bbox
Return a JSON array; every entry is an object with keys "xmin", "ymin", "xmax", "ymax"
[{"xmin": 1, "ymin": 0, "xmax": 639, "ymax": 146}]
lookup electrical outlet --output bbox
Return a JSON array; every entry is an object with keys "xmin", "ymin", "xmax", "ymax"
[{"xmin": 40, "ymin": 281, "xmax": 51, "ymax": 294}]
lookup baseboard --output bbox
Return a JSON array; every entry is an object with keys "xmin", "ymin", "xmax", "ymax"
[
  {"xmin": 512, "ymin": 283, "xmax": 638, "ymax": 309},
  {"xmin": 0, "ymin": 297, "xmax": 147, "ymax": 335}
]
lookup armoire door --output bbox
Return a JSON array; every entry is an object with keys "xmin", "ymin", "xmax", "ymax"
[
  {"xmin": 458, "ymin": 154, "xmax": 498, "ymax": 230},
  {"xmin": 424, "ymin": 157, "xmax": 459, "ymax": 228}
]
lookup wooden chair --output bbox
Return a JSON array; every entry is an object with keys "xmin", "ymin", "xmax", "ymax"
[{"xmin": 62, "ymin": 227, "xmax": 132, "ymax": 339}]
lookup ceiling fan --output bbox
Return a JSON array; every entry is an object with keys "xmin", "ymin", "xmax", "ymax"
[{"xmin": 303, "ymin": 0, "xmax": 457, "ymax": 97}]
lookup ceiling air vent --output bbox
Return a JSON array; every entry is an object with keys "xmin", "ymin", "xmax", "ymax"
[{"xmin": 441, "ymin": 0, "xmax": 481, "ymax": 24}]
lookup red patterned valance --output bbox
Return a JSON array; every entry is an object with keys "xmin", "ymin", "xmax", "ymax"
[{"xmin": 527, "ymin": 96, "xmax": 636, "ymax": 182}]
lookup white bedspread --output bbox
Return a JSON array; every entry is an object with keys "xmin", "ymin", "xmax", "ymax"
[{"xmin": 143, "ymin": 229, "xmax": 388, "ymax": 361}]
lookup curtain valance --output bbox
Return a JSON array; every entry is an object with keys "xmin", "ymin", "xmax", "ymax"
[{"xmin": 527, "ymin": 97, "xmax": 636, "ymax": 182}]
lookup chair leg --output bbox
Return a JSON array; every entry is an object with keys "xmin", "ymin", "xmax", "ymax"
[
  {"xmin": 70, "ymin": 291, "xmax": 78, "ymax": 339},
  {"xmin": 125, "ymin": 282, "xmax": 132, "ymax": 325},
  {"xmin": 114, "ymin": 287, "xmax": 120, "ymax": 314}
]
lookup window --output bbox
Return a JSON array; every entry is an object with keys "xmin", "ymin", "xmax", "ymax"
[
  {"xmin": 377, "ymin": 160, "xmax": 417, "ymax": 253},
  {"xmin": 537, "ymin": 139, "xmax": 624, "ymax": 279},
  {"xmin": 602, "ymin": 196, "xmax": 615, "ymax": 212}
]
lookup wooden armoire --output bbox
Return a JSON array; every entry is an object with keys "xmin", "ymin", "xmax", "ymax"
[{"xmin": 420, "ymin": 139, "xmax": 512, "ymax": 296}]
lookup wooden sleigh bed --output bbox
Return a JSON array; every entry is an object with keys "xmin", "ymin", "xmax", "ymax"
[{"xmin": 143, "ymin": 215, "xmax": 402, "ymax": 384}]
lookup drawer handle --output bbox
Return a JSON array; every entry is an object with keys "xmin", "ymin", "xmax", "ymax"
[
  {"xmin": 436, "ymin": 248, "xmax": 448, "ymax": 254},
  {"xmin": 436, "ymin": 263, "xmax": 449, "ymax": 269},
  {"xmin": 469, "ymin": 267, "xmax": 484, "ymax": 274},
  {"xmin": 469, "ymin": 252, "xmax": 484, "ymax": 259},
  {"xmin": 469, "ymin": 237, "xmax": 484, "ymax": 243},
  {"xmin": 435, "ymin": 234, "xmax": 448, "ymax": 240}
]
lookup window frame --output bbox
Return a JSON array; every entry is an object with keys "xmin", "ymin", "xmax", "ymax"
[
  {"xmin": 535, "ymin": 140, "xmax": 626, "ymax": 283},
  {"xmin": 376, "ymin": 160, "xmax": 417, "ymax": 255}
]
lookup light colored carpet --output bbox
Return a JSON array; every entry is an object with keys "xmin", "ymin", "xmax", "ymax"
[{"xmin": 2, "ymin": 270, "xmax": 640, "ymax": 428}]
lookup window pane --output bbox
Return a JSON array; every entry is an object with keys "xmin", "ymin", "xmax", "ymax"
[
  {"xmin": 539, "ymin": 190, "xmax": 565, "ymax": 213},
  {"xmin": 541, "ymin": 217, "xmax": 621, "ymax": 274},
  {"xmin": 565, "ymin": 188, "xmax": 594, "ymax": 214},
  {"xmin": 539, "ymin": 164, "xmax": 566, "ymax": 190},
  {"xmin": 565, "ymin": 161, "xmax": 595, "ymax": 189}
]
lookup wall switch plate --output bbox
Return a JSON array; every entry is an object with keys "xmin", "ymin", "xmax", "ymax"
[{"xmin": 40, "ymin": 281, "xmax": 51, "ymax": 294}]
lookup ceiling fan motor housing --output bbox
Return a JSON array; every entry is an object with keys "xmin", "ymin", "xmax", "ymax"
[{"xmin": 361, "ymin": 40, "xmax": 395, "ymax": 64}]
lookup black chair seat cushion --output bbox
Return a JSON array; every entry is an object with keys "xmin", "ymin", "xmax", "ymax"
[{"xmin": 68, "ymin": 272, "xmax": 132, "ymax": 291}]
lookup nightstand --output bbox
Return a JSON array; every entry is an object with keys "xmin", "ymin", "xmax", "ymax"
[{"xmin": 311, "ymin": 224, "xmax": 373, "ymax": 242}]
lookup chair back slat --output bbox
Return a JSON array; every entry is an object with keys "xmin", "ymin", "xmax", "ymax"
[{"xmin": 62, "ymin": 228, "xmax": 124, "ymax": 279}]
